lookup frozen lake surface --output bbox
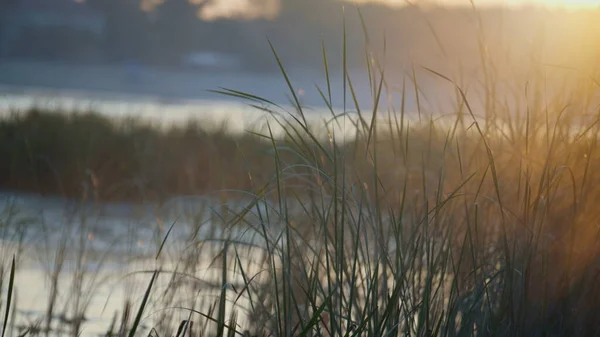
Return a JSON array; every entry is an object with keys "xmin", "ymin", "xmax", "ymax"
[
  {"xmin": 0, "ymin": 191, "xmax": 288, "ymax": 337},
  {"xmin": 0, "ymin": 60, "xmax": 460, "ymax": 131}
]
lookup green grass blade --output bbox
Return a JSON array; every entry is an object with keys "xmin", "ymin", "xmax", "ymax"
[
  {"xmin": 366, "ymin": 70, "xmax": 385, "ymax": 150},
  {"xmin": 322, "ymin": 39, "xmax": 333, "ymax": 106},
  {"xmin": 1, "ymin": 255, "xmax": 15, "ymax": 337},
  {"xmin": 208, "ymin": 87, "xmax": 285, "ymax": 110},
  {"xmin": 128, "ymin": 269, "xmax": 159, "ymax": 337},
  {"xmin": 267, "ymin": 39, "xmax": 307, "ymax": 127},
  {"xmin": 155, "ymin": 217, "xmax": 179, "ymax": 260},
  {"xmin": 297, "ymin": 287, "xmax": 338, "ymax": 337}
]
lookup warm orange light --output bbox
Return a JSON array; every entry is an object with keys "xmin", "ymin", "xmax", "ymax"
[
  {"xmin": 344, "ymin": 0, "xmax": 600, "ymax": 10},
  {"xmin": 503, "ymin": 0, "xmax": 600, "ymax": 9},
  {"xmin": 532, "ymin": 0, "xmax": 600, "ymax": 8}
]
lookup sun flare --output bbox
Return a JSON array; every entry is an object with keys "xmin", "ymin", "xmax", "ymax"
[
  {"xmin": 346, "ymin": 0, "xmax": 600, "ymax": 10},
  {"xmin": 510, "ymin": 0, "xmax": 600, "ymax": 8}
]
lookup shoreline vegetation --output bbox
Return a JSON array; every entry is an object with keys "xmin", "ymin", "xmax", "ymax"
[
  {"xmin": 0, "ymin": 107, "xmax": 272, "ymax": 203},
  {"xmin": 1, "ymin": 6, "xmax": 600, "ymax": 337},
  {"xmin": 0, "ymin": 107, "xmax": 376, "ymax": 204}
]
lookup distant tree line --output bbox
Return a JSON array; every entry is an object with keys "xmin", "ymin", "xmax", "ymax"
[{"xmin": 1, "ymin": 0, "xmax": 599, "ymax": 75}]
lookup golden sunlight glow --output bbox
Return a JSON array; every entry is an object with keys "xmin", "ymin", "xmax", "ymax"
[
  {"xmin": 345, "ymin": 0, "xmax": 600, "ymax": 9},
  {"xmin": 142, "ymin": 0, "xmax": 600, "ymax": 20},
  {"xmin": 196, "ymin": 0, "xmax": 279, "ymax": 20}
]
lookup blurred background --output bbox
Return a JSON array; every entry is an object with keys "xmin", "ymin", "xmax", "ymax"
[
  {"xmin": 1, "ymin": 0, "xmax": 599, "ymax": 111},
  {"xmin": 1, "ymin": 2, "xmax": 600, "ymax": 337}
]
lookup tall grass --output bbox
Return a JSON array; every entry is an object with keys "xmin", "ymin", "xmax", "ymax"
[
  {"xmin": 2, "ymin": 5, "xmax": 600, "ymax": 337},
  {"xmin": 183, "ymin": 7, "xmax": 600, "ymax": 337}
]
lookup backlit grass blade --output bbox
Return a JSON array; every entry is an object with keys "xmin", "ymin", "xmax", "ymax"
[
  {"xmin": 267, "ymin": 39, "xmax": 307, "ymax": 127},
  {"xmin": 155, "ymin": 217, "xmax": 179, "ymax": 260},
  {"xmin": 1, "ymin": 255, "xmax": 15, "ymax": 337},
  {"xmin": 128, "ymin": 269, "xmax": 158, "ymax": 337}
]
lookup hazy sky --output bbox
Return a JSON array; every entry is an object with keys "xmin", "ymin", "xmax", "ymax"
[
  {"xmin": 346, "ymin": 0, "xmax": 600, "ymax": 8},
  {"xmin": 195, "ymin": 0, "xmax": 280, "ymax": 20},
  {"xmin": 188, "ymin": 0, "xmax": 600, "ymax": 20},
  {"xmin": 347, "ymin": 0, "xmax": 600, "ymax": 8}
]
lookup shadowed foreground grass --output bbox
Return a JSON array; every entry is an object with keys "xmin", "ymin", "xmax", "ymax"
[{"xmin": 2, "ymin": 7, "xmax": 600, "ymax": 337}]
